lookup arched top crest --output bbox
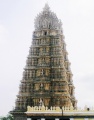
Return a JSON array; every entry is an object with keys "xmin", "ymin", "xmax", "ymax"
[{"xmin": 34, "ymin": 4, "xmax": 62, "ymax": 30}]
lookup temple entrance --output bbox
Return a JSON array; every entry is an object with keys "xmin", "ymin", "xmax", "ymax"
[
  {"xmin": 60, "ymin": 119, "xmax": 70, "ymax": 120},
  {"xmin": 31, "ymin": 118, "xmax": 70, "ymax": 120},
  {"xmin": 46, "ymin": 119, "xmax": 54, "ymax": 120},
  {"xmin": 31, "ymin": 118, "xmax": 41, "ymax": 120}
]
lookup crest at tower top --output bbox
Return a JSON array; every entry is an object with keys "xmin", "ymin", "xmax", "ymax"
[
  {"xmin": 34, "ymin": 4, "xmax": 62, "ymax": 31},
  {"xmin": 43, "ymin": 3, "xmax": 50, "ymax": 12}
]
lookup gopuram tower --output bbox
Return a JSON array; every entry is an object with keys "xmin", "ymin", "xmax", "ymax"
[{"xmin": 11, "ymin": 4, "xmax": 77, "ymax": 119}]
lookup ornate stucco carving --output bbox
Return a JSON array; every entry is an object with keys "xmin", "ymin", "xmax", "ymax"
[{"xmin": 34, "ymin": 4, "xmax": 62, "ymax": 30}]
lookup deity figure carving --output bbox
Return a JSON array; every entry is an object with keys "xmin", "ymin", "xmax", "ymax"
[
  {"xmin": 36, "ymin": 70, "xmax": 40, "ymax": 76},
  {"xmin": 45, "ymin": 69, "xmax": 49, "ymax": 76},
  {"xmin": 41, "ymin": 69, "xmax": 44, "ymax": 76},
  {"xmin": 39, "ymin": 98, "xmax": 44, "ymax": 106}
]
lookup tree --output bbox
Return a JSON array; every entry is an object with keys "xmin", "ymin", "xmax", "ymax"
[
  {"xmin": 0, "ymin": 114, "xmax": 14, "ymax": 120},
  {"xmin": 0, "ymin": 117, "xmax": 7, "ymax": 120},
  {"xmin": 7, "ymin": 114, "xmax": 14, "ymax": 120}
]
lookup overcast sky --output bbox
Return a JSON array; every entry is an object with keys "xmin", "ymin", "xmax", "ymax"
[{"xmin": 0, "ymin": 0, "xmax": 94, "ymax": 116}]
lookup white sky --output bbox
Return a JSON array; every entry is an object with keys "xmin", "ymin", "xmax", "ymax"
[{"xmin": 0, "ymin": 0, "xmax": 94, "ymax": 116}]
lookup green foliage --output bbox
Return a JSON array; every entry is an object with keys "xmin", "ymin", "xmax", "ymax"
[
  {"xmin": 0, "ymin": 117, "xmax": 7, "ymax": 120},
  {"xmin": 0, "ymin": 114, "xmax": 14, "ymax": 120}
]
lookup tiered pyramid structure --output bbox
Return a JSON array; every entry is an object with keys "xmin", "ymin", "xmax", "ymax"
[{"xmin": 12, "ymin": 4, "xmax": 77, "ymax": 117}]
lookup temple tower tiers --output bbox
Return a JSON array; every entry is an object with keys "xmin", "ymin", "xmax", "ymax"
[{"xmin": 15, "ymin": 4, "xmax": 77, "ymax": 111}]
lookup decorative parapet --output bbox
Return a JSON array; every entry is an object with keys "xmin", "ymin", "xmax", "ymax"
[
  {"xmin": 27, "ymin": 105, "xmax": 62, "ymax": 112},
  {"xmin": 25, "ymin": 105, "xmax": 94, "ymax": 117}
]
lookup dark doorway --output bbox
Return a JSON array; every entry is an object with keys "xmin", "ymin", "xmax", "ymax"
[
  {"xmin": 32, "ymin": 118, "xmax": 70, "ymax": 120},
  {"xmin": 46, "ymin": 119, "xmax": 54, "ymax": 120},
  {"xmin": 32, "ymin": 118, "xmax": 41, "ymax": 120},
  {"xmin": 59, "ymin": 118, "xmax": 70, "ymax": 120}
]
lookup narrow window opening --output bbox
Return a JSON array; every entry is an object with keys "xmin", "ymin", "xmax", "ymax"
[{"xmin": 44, "ymin": 31, "xmax": 47, "ymax": 35}]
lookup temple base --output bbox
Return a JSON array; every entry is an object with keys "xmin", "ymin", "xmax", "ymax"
[{"xmin": 10, "ymin": 110, "xmax": 27, "ymax": 120}]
